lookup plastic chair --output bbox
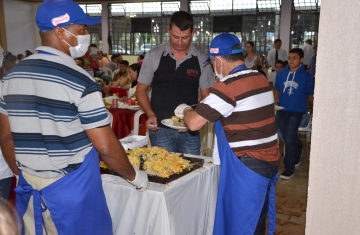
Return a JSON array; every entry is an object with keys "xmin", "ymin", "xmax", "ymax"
[
  {"xmin": 107, "ymin": 111, "xmax": 113, "ymax": 128},
  {"xmin": 298, "ymin": 113, "xmax": 312, "ymax": 143},
  {"xmin": 101, "ymin": 67, "xmax": 113, "ymax": 79},
  {"xmin": 133, "ymin": 110, "xmax": 145, "ymax": 135}
]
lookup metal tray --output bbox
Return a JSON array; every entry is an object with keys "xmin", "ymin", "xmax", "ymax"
[{"xmin": 101, "ymin": 156, "xmax": 204, "ymax": 184}]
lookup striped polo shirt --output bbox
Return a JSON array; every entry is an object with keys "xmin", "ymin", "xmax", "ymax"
[
  {"xmin": 0, "ymin": 46, "xmax": 110, "ymax": 178},
  {"xmin": 196, "ymin": 68, "xmax": 280, "ymax": 163}
]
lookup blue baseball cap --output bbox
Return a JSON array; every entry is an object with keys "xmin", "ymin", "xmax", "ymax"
[
  {"xmin": 36, "ymin": 0, "xmax": 102, "ymax": 31},
  {"xmin": 204, "ymin": 33, "xmax": 243, "ymax": 64}
]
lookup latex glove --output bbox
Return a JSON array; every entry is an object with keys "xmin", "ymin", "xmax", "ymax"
[
  {"xmin": 127, "ymin": 169, "xmax": 149, "ymax": 192},
  {"xmin": 174, "ymin": 104, "xmax": 191, "ymax": 119}
]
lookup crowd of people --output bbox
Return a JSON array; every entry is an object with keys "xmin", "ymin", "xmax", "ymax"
[{"xmin": 0, "ymin": 0, "xmax": 316, "ymax": 234}]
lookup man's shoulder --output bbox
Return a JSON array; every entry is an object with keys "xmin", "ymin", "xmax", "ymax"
[
  {"xmin": 147, "ymin": 43, "xmax": 167, "ymax": 58},
  {"xmin": 189, "ymin": 44, "xmax": 208, "ymax": 62}
]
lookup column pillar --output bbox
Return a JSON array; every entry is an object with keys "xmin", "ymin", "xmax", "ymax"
[
  {"xmin": 279, "ymin": 0, "xmax": 292, "ymax": 52},
  {"xmin": 101, "ymin": 2, "xmax": 109, "ymax": 54},
  {"xmin": 180, "ymin": 0, "xmax": 189, "ymax": 12}
]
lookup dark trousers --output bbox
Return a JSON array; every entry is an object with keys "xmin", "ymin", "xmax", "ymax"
[
  {"xmin": 238, "ymin": 155, "xmax": 278, "ymax": 234},
  {"xmin": 278, "ymin": 111, "xmax": 304, "ymax": 172}
]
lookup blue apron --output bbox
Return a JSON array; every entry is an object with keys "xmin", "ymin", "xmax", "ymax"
[
  {"xmin": 15, "ymin": 148, "xmax": 113, "ymax": 235},
  {"xmin": 213, "ymin": 121, "xmax": 278, "ymax": 235}
]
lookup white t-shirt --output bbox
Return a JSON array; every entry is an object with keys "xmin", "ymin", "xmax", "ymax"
[
  {"xmin": 301, "ymin": 43, "xmax": 315, "ymax": 65},
  {"xmin": 268, "ymin": 71, "xmax": 276, "ymax": 84},
  {"xmin": 0, "ymin": 151, "xmax": 13, "ymax": 180}
]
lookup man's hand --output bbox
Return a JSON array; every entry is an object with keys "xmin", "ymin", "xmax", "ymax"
[
  {"xmin": 146, "ymin": 115, "xmax": 159, "ymax": 131},
  {"xmin": 174, "ymin": 104, "xmax": 191, "ymax": 119},
  {"xmin": 127, "ymin": 169, "xmax": 149, "ymax": 191}
]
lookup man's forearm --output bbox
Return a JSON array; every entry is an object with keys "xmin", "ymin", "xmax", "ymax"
[{"xmin": 1, "ymin": 141, "xmax": 19, "ymax": 175}]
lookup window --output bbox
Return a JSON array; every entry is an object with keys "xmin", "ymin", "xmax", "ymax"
[{"xmin": 79, "ymin": 4, "xmax": 102, "ymax": 50}]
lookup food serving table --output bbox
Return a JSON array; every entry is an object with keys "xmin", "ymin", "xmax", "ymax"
[
  {"xmin": 102, "ymin": 155, "xmax": 220, "ymax": 235},
  {"xmin": 108, "ymin": 108, "xmax": 146, "ymax": 138}
]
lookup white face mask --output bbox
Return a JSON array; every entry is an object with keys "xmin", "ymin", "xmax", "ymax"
[
  {"xmin": 62, "ymin": 28, "xmax": 90, "ymax": 58},
  {"xmin": 214, "ymin": 58, "xmax": 224, "ymax": 80}
]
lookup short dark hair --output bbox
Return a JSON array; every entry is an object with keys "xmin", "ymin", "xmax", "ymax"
[
  {"xmin": 74, "ymin": 57, "xmax": 84, "ymax": 66},
  {"xmin": 169, "ymin": 11, "xmax": 194, "ymax": 31},
  {"xmin": 119, "ymin": 60, "xmax": 129, "ymax": 66},
  {"xmin": 274, "ymin": 39, "xmax": 282, "ymax": 44},
  {"xmin": 221, "ymin": 44, "xmax": 245, "ymax": 62},
  {"xmin": 246, "ymin": 41, "xmax": 254, "ymax": 47},
  {"xmin": 111, "ymin": 54, "xmax": 119, "ymax": 61},
  {"xmin": 289, "ymin": 48, "xmax": 304, "ymax": 58},
  {"xmin": 275, "ymin": 60, "xmax": 284, "ymax": 67},
  {"xmin": 17, "ymin": 54, "xmax": 24, "ymax": 61},
  {"xmin": 139, "ymin": 54, "xmax": 145, "ymax": 60}
]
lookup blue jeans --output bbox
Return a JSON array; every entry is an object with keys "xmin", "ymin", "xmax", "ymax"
[
  {"xmin": 238, "ymin": 154, "xmax": 278, "ymax": 235},
  {"xmin": 278, "ymin": 111, "xmax": 304, "ymax": 172},
  {"xmin": 148, "ymin": 128, "xmax": 201, "ymax": 155},
  {"xmin": 0, "ymin": 177, "xmax": 13, "ymax": 201}
]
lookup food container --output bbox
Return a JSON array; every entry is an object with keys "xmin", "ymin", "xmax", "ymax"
[{"xmin": 119, "ymin": 135, "xmax": 148, "ymax": 150}]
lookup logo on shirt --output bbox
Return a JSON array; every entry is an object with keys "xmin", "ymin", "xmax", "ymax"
[
  {"xmin": 187, "ymin": 69, "xmax": 199, "ymax": 77},
  {"xmin": 52, "ymin": 13, "xmax": 70, "ymax": 27},
  {"xmin": 283, "ymin": 81, "xmax": 299, "ymax": 95},
  {"xmin": 210, "ymin": 48, "xmax": 219, "ymax": 54}
]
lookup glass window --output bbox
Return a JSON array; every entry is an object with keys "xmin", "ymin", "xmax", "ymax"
[
  {"xmin": 233, "ymin": 0, "xmax": 257, "ymax": 14},
  {"xmin": 190, "ymin": 1, "xmax": 210, "ymax": 15},
  {"xmin": 162, "ymin": 2, "xmax": 180, "ymax": 15},
  {"xmin": 294, "ymin": 0, "xmax": 321, "ymax": 11},
  {"xmin": 257, "ymin": 0, "xmax": 280, "ymax": 13},
  {"xmin": 291, "ymin": 13, "xmax": 320, "ymax": 48},
  {"xmin": 79, "ymin": 4, "xmax": 102, "ymax": 50}
]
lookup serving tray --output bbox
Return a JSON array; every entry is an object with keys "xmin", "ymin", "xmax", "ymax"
[{"xmin": 101, "ymin": 156, "xmax": 204, "ymax": 184}]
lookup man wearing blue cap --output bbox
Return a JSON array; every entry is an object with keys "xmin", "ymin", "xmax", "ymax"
[
  {"xmin": 175, "ymin": 33, "xmax": 280, "ymax": 234},
  {"xmin": 0, "ymin": 0, "xmax": 148, "ymax": 234}
]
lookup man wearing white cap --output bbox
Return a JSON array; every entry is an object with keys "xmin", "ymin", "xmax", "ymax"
[
  {"xmin": 0, "ymin": 0, "xmax": 148, "ymax": 234},
  {"xmin": 175, "ymin": 33, "xmax": 280, "ymax": 234}
]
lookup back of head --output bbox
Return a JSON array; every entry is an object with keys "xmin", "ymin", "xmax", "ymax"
[
  {"xmin": 169, "ymin": 11, "xmax": 194, "ymax": 31},
  {"xmin": 274, "ymin": 38, "xmax": 282, "ymax": 44},
  {"xmin": 205, "ymin": 33, "xmax": 244, "ymax": 64},
  {"xmin": 289, "ymin": 48, "xmax": 304, "ymax": 58},
  {"xmin": 0, "ymin": 199, "xmax": 22, "ymax": 235},
  {"xmin": 305, "ymin": 39, "xmax": 312, "ymax": 45},
  {"xmin": 119, "ymin": 60, "xmax": 129, "ymax": 67},
  {"xmin": 35, "ymin": 0, "xmax": 101, "ymax": 31},
  {"xmin": 111, "ymin": 54, "xmax": 119, "ymax": 61}
]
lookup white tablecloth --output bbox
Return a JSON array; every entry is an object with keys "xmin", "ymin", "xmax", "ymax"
[{"xmin": 102, "ymin": 155, "xmax": 220, "ymax": 235}]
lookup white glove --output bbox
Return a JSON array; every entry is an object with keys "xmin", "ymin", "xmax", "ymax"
[
  {"xmin": 174, "ymin": 104, "xmax": 191, "ymax": 119},
  {"xmin": 127, "ymin": 169, "xmax": 149, "ymax": 192}
]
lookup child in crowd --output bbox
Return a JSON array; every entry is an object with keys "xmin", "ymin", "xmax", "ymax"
[
  {"xmin": 274, "ymin": 48, "xmax": 314, "ymax": 180},
  {"xmin": 112, "ymin": 60, "xmax": 129, "ymax": 87},
  {"xmin": 268, "ymin": 60, "xmax": 284, "ymax": 87},
  {"xmin": 114, "ymin": 63, "xmax": 141, "ymax": 97}
]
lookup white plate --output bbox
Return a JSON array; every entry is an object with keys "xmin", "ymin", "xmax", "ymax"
[
  {"xmin": 126, "ymin": 105, "xmax": 141, "ymax": 110},
  {"xmin": 275, "ymin": 105, "xmax": 284, "ymax": 111},
  {"xmin": 161, "ymin": 119, "xmax": 188, "ymax": 130}
]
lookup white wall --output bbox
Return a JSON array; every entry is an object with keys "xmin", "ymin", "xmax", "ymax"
[
  {"xmin": 3, "ymin": 0, "xmax": 38, "ymax": 55},
  {"xmin": 306, "ymin": 0, "xmax": 360, "ymax": 234}
]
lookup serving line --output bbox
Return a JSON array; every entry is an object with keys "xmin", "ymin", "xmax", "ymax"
[{"xmin": 102, "ymin": 154, "xmax": 220, "ymax": 235}]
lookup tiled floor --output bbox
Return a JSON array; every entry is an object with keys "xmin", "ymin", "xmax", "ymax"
[{"xmin": 276, "ymin": 134, "xmax": 310, "ymax": 234}]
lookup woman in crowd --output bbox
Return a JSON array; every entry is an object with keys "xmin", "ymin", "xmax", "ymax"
[
  {"xmin": 245, "ymin": 41, "xmax": 260, "ymax": 68},
  {"xmin": 118, "ymin": 63, "xmax": 141, "ymax": 97}
]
